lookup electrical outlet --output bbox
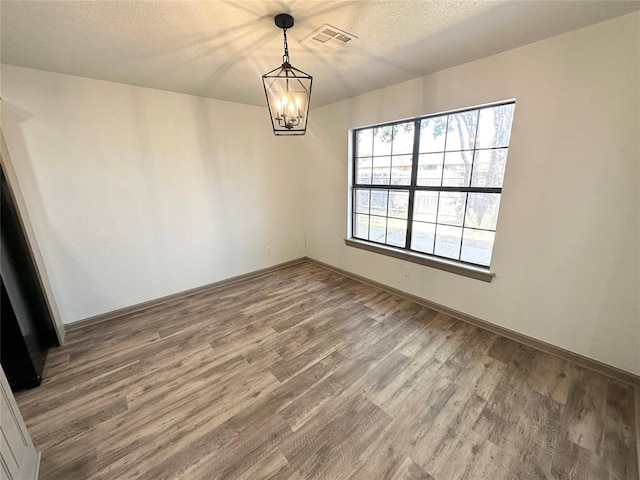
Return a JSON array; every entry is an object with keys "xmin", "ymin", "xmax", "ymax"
[
  {"xmin": 402, "ymin": 265, "xmax": 410, "ymax": 277},
  {"xmin": 265, "ymin": 245, "xmax": 272, "ymax": 255}
]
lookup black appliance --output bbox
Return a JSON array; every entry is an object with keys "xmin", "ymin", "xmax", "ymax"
[{"xmin": 1, "ymin": 165, "xmax": 57, "ymax": 390}]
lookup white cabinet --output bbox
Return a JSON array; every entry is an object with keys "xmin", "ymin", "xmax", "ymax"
[{"xmin": 0, "ymin": 367, "xmax": 39, "ymax": 480}]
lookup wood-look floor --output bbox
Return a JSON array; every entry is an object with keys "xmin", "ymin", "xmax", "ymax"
[{"xmin": 16, "ymin": 262, "xmax": 638, "ymax": 480}]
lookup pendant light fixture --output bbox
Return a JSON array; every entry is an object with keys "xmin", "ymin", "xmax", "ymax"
[{"xmin": 262, "ymin": 13, "xmax": 312, "ymax": 136}]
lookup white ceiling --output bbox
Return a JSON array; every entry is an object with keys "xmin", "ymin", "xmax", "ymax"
[{"xmin": 2, "ymin": 1, "xmax": 639, "ymax": 108}]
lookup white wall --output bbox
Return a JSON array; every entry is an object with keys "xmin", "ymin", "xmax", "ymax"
[
  {"xmin": 1, "ymin": 66, "xmax": 306, "ymax": 324},
  {"xmin": 302, "ymin": 13, "xmax": 640, "ymax": 375}
]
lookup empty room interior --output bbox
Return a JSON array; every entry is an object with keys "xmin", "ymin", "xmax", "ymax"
[{"xmin": 0, "ymin": 1, "xmax": 639, "ymax": 479}]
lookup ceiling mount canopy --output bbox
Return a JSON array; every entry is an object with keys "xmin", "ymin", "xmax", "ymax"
[
  {"xmin": 262, "ymin": 13, "xmax": 313, "ymax": 136},
  {"xmin": 274, "ymin": 13, "xmax": 294, "ymax": 30}
]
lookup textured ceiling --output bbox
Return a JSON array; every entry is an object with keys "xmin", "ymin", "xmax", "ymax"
[{"xmin": 2, "ymin": 1, "xmax": 639, "ymax": 107}]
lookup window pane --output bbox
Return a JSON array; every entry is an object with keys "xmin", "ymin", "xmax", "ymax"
[
  {"xmin": 391, "ymin": 155, "xmax": 412, "ymax": 185},
  {"xmin": 461, "ymin": 228, "xmax": 495, "ymax": 266},
  {"xmin": 442, "ymin": 151, "xmax": 472, "ymax": 187},
  {"xmin": 372, "ymin": 167, "xmax": 390, "ymax": 185},
  {"xmin": 373, "ymin": 156, "xmax": 391, "ymax": 168},
  {"xmin": 356, "ymin": 157, "xmax": 372, "ymax": 184},
  {"xmin": 357, "ymin": 156, "xmax": 372, "ymax": 168},
  {"xmin": 372, "ymin": 156, "xmax": 391, "ymax": 185},
  {"xmin": 355, "ymin": 189, "xmax": 370, "ymax": 214},
  {"xmin": 356, "ymin": 168, "xmax": 371, "ymax": 184},
  {"xmin": 392, "ymin": 122, "xmax": 414, "ymax": 155},
  {"xmin": 370, "ymin": 190, "xmax": 388, "ymax": 216},
  {"xmin": 354, "ymin": 214, "xmax": 369, "ymax": 239},
  {"xmin": 417, "ymin": 153, "xmax": 443, "ymax": 186},
  {"xmin": 386, "ymin": 219, "xmax": 407, "ymax": 247},
  {"xmin": 420, "ymin": 118, "xmax": 446, "ymax": 153},
  {"xmin": 373, "ymin": 126, "xmax": 392, "ymax": 156},
  {"xmin": 413, "ymin": 191, "xmax": 438, "ymax": 223},
  {"xmin": 437, "ymin": 192, "xmax": 466, "ymax": 226},
  {"xmin": 434, "ymin": 225, "xmax": 462, "ymax": 259},
  {"xmin": 476, "ymin": 104, "xmax": 515, "ymax": 149},
  {"xmin": 411, "ymin": 221, "xmax": 435, "ymax": 254},
  {"xmin": 388, "ymin": 191, "xmax": 409, "ymax": 219},
  {"xmin": 471, "ymin": 149, "xmax": 507, "ymax": 188},
  {"xmin": 465, "ymin": 193, "xmax": 501, "ymax": 231},
  {"xmin": 446, "ymin": 111, "xmax": 478, "ymax": 151},
  {"xmin": 369, "ymin": 216, "xmax": 386, "ymax": 243},
  {"xmin": 356, "ymin": 129, "xmax": 373, "ymax": 157}
]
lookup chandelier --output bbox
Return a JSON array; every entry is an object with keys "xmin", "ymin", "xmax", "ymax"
[{"xmin": 262, "ymin": 13, "xmax": 312, "ymax": 136}]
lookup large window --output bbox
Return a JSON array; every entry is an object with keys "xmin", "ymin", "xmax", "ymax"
[{"xmin": 350, "ymin": 101, "xmax": 515, "ymax": 269}]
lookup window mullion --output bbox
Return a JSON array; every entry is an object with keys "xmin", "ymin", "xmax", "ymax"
[{"xmin": 405, "ymin": 119, "xmax": 421, "ymax": 250}]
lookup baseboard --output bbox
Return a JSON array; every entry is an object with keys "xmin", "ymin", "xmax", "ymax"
[
  {"xmin": 304, "ymin": 257, "xmax": 640, "ymax": 386},
  {"xmin": 64, "ymin": 257, "xmax": 307, "ymax": 333}
]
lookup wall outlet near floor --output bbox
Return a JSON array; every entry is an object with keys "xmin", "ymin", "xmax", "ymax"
[
  {"xmin": 402, "ymin": 265, "xmax": 410, "ymax": 277},
  {"xmin": 265, "ymin": 245, "xmax": 272, "ymax": 255}
]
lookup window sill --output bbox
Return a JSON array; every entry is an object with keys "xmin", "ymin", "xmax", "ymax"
[{"xmin": 344, "ymin": 238, "xmax": 495, "ymax": 283}]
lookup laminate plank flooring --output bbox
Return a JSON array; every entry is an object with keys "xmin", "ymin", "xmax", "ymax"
[{"xmin": 15, "ymin": 262, "xmax": 638, "ymax": 480}]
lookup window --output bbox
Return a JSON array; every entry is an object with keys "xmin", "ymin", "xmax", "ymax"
[{"xmin": 350, "ymin": 101, "xmax": 515, "ymax": 272}]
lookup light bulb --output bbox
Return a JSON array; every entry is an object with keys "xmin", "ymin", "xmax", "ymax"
[
  {"xmin": 282, "ymin": 95, "xmax": 288, "ymax": 106},
  {"xmin": 295, "ymin": 97, "xmax": 301, "ymax": 108}
]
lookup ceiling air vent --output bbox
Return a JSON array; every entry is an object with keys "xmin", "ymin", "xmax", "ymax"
[{"xmin": 303, "ymin": 24, "xmax": 357, "ymax": 52}]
